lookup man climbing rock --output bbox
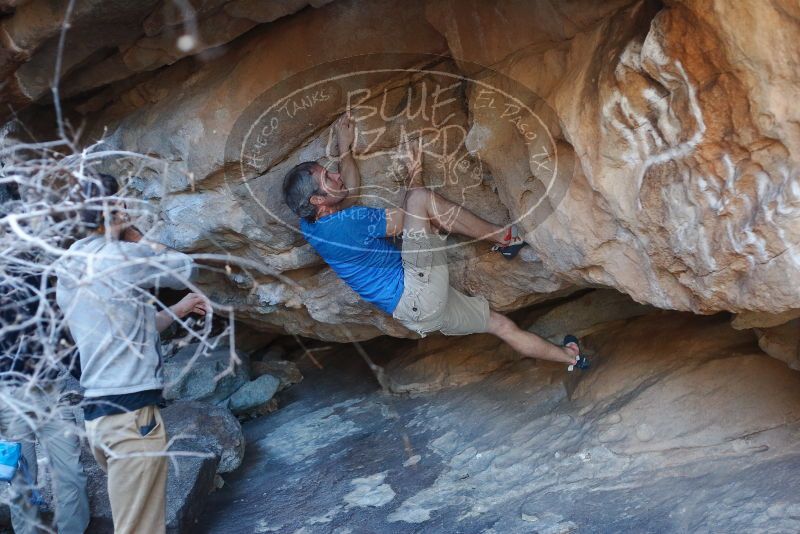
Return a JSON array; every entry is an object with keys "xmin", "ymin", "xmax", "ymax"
[{"xmin": 282, "ymin": 112, "xmax": 584, "ymax": 367}]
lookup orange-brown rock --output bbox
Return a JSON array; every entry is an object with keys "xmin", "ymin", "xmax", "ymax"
[{"xmin": 1, "ymin": 0, "xmax": 797, "ymax": 342}]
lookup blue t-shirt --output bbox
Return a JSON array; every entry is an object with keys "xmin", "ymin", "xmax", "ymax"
[{"xmin": 300, "ymin": 206, "xmax": 404, "ymax": 314}]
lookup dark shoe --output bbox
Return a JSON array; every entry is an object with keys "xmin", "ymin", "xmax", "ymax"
[
  {"xmin": 492, "ymin": 225, "xmax": 528, "ymax": 260},
  {"xmin": 563, "ymin": 334, "xmax": 590, "ymax": 371}
]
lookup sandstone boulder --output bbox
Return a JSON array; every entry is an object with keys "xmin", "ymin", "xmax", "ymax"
[
  {"xmin": 383, "ymin": 332, "xmax": 518, "ymax": 395},
  {"xmin": 575, "ymin": 312, "xmax": 800, "ymax": 454},
  {"xmin": 730, "ymin": 310, "xmax": 800, "ymax": 369},
  {"xmin": 754, "ymin": 319, "xmax": 800, "ymax": 371},
  {"xmin": 0, "ymin": 0, "xmax": 336, "ymax": 119},
  {"xmin": 526, "ymin": 289, "xmax": 658, "ymax": 343},
  {"xmin": 430, "ymin": 0, "xmax": 800, "ymax": 315}
]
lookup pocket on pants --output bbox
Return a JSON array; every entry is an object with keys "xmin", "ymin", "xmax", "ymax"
[
  {"xmin": 139, "ymin": 419, "xmax": 158, "ymax": 437},
  {"xmin": 394, "ymin": 290, "xmax": 423, "ymax": 323},
  {"xmin": 134, "ymin": 406, "xmax": 163, "ymax": 440},
  {"xmin": 403, "ymin": 241, "xmax": 433, "ymax": 284},
  {"xmin": 407, "ymin": 292, "xmax": 425, "ymax": 322}
]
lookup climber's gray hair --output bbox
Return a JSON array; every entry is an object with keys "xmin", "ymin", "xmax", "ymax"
[{"xmin": 283, "ymin": 161, "xmax": 322, "ymax": 222}]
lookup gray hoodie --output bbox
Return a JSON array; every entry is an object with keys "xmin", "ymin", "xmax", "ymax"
[{"xmin": 55, "ymin": 235, "xmax": 196, "ymax": 397}]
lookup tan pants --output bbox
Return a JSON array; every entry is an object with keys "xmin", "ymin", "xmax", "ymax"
[
  {"xmin": 84, "ymin": 405, "xmax": 167, "ymax": 534},
  {"xmin": 393, "ymin": 232, "xmax": 491, "ymax": 336}
]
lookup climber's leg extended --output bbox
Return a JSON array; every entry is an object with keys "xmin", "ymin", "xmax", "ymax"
[
  {"xmin": 386, "ymin": 188, "xmax": 508, "ymax": 243},
  {"xmin": 487, "ymin": 311, "xmax": 578, "ymax": 364},
  {"xmin": 386, "ymin": 188, "xmax": 527, "ymax": 259},
  {"xmin": 423, "ymin": 189, "xmax": 506, "ymax": 243}
]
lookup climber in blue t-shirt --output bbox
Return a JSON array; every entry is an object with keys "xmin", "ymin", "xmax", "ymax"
[{"xmin": 283, "ymin": 111, "xmax": 587, "ymax": 368}]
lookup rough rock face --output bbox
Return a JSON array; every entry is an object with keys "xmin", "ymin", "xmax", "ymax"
[
  {"xmin": 2, "ymin": 0, "xmax": 798, "ymax": 343},
  {"xmin": 164, "ymin": 343, "xmax": 285, "ymax": 416},
  {"xmin": 0, "ymin": 0, "xmax": 332, "ymax": 116},
  {"xmin": 383, "ymin": 332, "xmax": 518, "ymax": 395},
  {"xmin": 251, "ymin": 359, "xmax": 303, "ymax": 391},
  {"xmin": 81, "ymin": 0, "xmax": 573, "ymax": 341},
  {"xmin": 429, "ymin": 0, "xmax": 800, "ymax": 315},
  {"xmin": 199, "ymin": 311, "xmax": 800, "ymax": 533},
  {"xmin": 226, "ymin": 373, "xmax": 280, "ymax": 414},
  {"xmin": 755, "ymin": 319, "xmax": 800, "ymax": 371},
  {"xmin": 382, "ymin": 288, "xmax": 659, "ymax": 394},
  {"xmin": 161, "ymin": 401, "xmax": 245, "ymax": 474},
  {"xmin": 163, "ymin": 344, "xmax": 250, "ymax": 404}
]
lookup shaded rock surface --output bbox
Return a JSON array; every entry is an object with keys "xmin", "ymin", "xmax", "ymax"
[
  {"xmin": 526, "ymin": 288, "xmax": 657, "ymax": 343},
  {"xmin": 381, "ymin": 289, "xmax": 659, "ymax": 394},
  {"xmin": 0, "ymin": 0, "xmax": 333, "ymax": 117},
  {"xmin": 161, "ymin": 400, "xmax": 245, "ymax": 474},
  {"xmin": 251, "ymin": 359, "xmax": 303, "ymax": 391},
  {"xmin": 382, "ymin": 332, "xmax": 518, "ymax": 396},
  {"xmin": 163, "ymin": 344, "xmax": 250, "ymax": 404},
  {"xmin": 755, "ymin": 319, "xmax": 800, "ymax": 371},
  {"xmin": 225, "ymin": 373, "xmax": 280, "ymax": 415},
  {"xmin": 164, "ymin": 343, "xmax": 284, "ymax": 415},
  {"xmin": 198, "ymin": 311, "xmax": 800, "ymax": 533}
]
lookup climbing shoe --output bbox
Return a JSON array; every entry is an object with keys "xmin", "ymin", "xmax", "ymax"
[
  {"xmin": 563, "ymin": 334, "xmax": 590, "ymax": 371},
  {"xmin": 492, "ymin": 224, "xmax": 527, "ymax": 260}
]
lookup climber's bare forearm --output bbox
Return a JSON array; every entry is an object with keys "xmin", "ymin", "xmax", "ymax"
[
  {"xmin": 340, "ymin": 152, "xmax": 361, "ymax": 209},
  {"xmin": 340, "ymin": 151, "xmax": 360, "ymax": 193}
]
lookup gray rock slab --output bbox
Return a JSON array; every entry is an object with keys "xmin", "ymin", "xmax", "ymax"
[
  {"xmin": 250, "ymin": 360, "xmax": 303, "ymax": 391},
  {"xmin": 198, "ymin": 312, "xmax": 800, "ymax": 533},
  {"xmin": 163, "ymin": 344, "xmax": 249, "ymax": 404},
  {"xmin": 224, "ymin": 375, "xmax": 280, "ymax": 415},
  {"xmin": 161, "ymin": 401, "xmax": 245, "ymax": 474}
]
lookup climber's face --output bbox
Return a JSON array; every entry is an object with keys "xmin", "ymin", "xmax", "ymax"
[{"xmin": 311, "ymin": 162, "xmax": 348, "ymax": 205}]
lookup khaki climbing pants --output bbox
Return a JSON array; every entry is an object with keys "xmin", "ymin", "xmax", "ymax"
[
  {"xmin": 85, "ymin": 404, "xmax": 168, "ymax": 534},
  {"xmin": 392, "ymin": 232, "xmax": 491, "ymax": 336}
]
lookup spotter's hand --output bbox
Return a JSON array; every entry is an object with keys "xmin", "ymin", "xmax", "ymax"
[{"xmin": 172, "ymin": 292, "xmax": 211, "ymax": 319}]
